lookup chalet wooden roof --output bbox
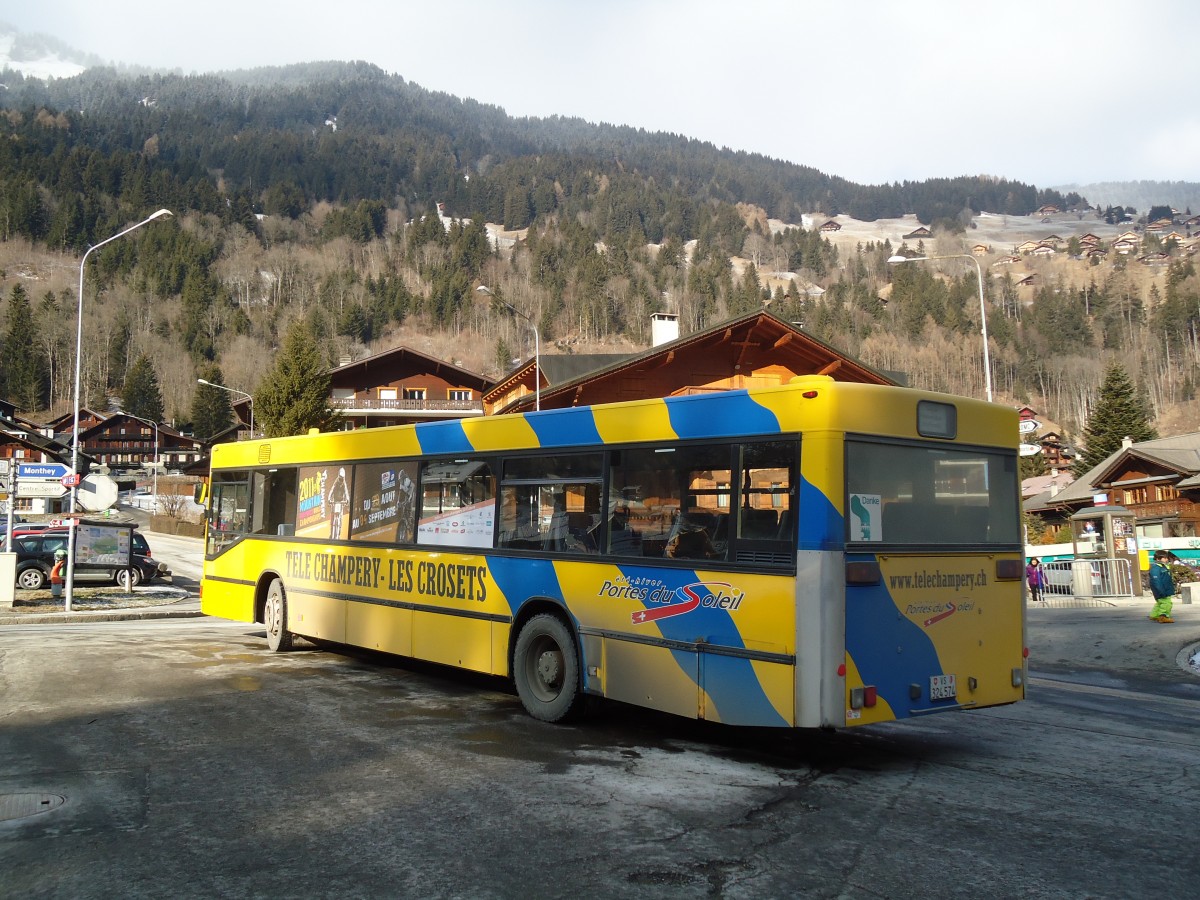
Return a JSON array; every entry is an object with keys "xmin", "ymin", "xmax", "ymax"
[
  {"xmin": 492, "ymin": 311, "xmax": 897, "ymax": 414},
  {"xmin": 41, "ymin": 407, "xmax": 108, "ymax": 432},
  {"xmin": 330, "ymin": 345, "xmax": 489, "ymax": 391},
  {"xmin": 0, "ymin": 409, "xmax": 91, "ymax": 467}
]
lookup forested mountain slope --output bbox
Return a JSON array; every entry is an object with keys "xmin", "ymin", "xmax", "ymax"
[{"xmin": 0, "ymin": 60, "xmax": 1197, "ymax": 442}]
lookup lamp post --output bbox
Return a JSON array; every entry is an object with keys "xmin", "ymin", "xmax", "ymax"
[
  {"xmin": 887, "ymin": 254, "xmax": 993, "ymax": 403},
  {"xmin": 477, "ymin": 285, "xmax": 540, "ymax": 410},
  {"xmin": 197, "ymin": 379, "xmax": 254, "ymax": 437},
  {"xmin": 66, "ymin": 208, "xmax": 173, "ymax": 611},
  {"xmin": 125, "ymin": 413, "xmax": 159, "ymax": 513}
]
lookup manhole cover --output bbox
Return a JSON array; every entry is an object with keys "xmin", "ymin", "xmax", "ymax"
[{"xmin": 0, "ymin": 793, "xmax": 66, "ymax": 822}]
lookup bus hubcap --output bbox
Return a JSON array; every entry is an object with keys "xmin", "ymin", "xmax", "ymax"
[{"xmin": 537, "ymin": 650, "xmax": 561, "ymax": 687}]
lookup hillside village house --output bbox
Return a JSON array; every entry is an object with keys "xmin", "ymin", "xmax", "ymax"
[
  {"xmin": 327, "ymin": 346, "xmax": 490, "ymax": 429},
  {"xmin": 1026, "ymin": 433, "xmax": 1200, "ymax": 541},
  {"xmin": 77, "ymin": 413, "xmax": 203, "ymax": 473},
  {"xmin": 0, "ymin": 403, "xmax": 89, "ymax": 515}
]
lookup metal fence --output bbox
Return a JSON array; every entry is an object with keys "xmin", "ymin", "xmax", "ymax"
[{"xmin": 1041, "ymin": 557, "xmax": 1135, "ymax": 599}]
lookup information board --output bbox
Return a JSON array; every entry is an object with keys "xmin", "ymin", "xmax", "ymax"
[{"xmin": 74, "ymin": 523, "xmax": 132, "ymax": 566}]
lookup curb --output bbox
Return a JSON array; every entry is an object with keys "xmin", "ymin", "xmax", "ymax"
[{"xmin": 0, "ymin": 607, "xmax": 206, "ymax": 626}]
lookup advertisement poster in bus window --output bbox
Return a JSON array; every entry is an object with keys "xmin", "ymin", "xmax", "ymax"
[
  {"xmin": 350, "ymin": 461, "xmax": 418, "ymax": 542},
  {"xmin": 849, "ymin": 493, "xmax": 881, "ymax": 541},
  {"xmin": 417, "ymin": 460, "xmax": 495, "ymax": 548},
  {"xmin": 296, "ymin": 465, "xmax": 352, "ymax": 539}
]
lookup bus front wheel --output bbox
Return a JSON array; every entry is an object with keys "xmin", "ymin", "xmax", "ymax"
[
  {"xmin": 264, "ymin": 579, "xmax": 294, "ymax": 652},
  {"xmin": 513, "ymin": 614, "xmax": 582, "ymax": 723}
]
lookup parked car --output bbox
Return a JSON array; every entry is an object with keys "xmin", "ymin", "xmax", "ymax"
[{"xmin": 8, "ymin": 528, "xmax": 170, "ymax": 590}]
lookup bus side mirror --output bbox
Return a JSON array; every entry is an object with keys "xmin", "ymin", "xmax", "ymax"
[{"xmin": 194, "ymin": 483, "xmax": 209, "ymax": 505}]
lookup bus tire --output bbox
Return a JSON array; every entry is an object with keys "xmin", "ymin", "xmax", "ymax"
[
  {"xmin": 264, "ymin": 578, "xmax": 294, "ymax": 652},
  {"xmin": 513, "ymin": 613, "xmax": 582, "ymax": 723}
]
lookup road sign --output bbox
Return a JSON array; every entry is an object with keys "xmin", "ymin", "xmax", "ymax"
[
  {"xmin": 16, "ymin": 480, "xmax": 69, "ymax": 498},
  {"xmin": 1018, "ymin": 420, "xmax": 1040, "ymax": 434},
  {"xmin": 77, "ymin": 474, "xmax": 119, "ymax": 512},
  {"xmin": 17, "ymin": 462, "xmax": 72, "ymax": 480},
  {"xmin": 61, "ymin": 473, "xmax": 82, "ymax": 487},
  {"xmin": 1018, "ymin": 443, "xmax": 1042, "ymax": 457}
]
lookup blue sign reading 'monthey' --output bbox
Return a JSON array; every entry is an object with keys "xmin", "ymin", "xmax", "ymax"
[{"xmin": 17, "ymin": 463, "xmax": 71, "ymax": 480}]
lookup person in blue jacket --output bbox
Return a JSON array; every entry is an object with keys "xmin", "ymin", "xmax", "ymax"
[{"xmin": 1148, "ymin": 550, "xmax": 1176, "ymax": 623}]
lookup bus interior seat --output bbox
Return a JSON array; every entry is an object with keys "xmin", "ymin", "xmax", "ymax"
[
  {"xmin": 740, "ymin": 507, "xmax": 778, "ymax": 539},
  {"xmin": 883, "ymin": 501, "xmax": 958, "ymax": 543},
  {"xmin": 775, "ymin": 508, "xmax": 793, "ymax": 542},
  {"xmin": 954, "ymin": 505, "xmax": 990, "ymax": 541}
]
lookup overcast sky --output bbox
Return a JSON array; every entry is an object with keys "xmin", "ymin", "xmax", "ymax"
[{"xmin": 6, "ymin": 1, "xmax": 1199, "ymax": 189}]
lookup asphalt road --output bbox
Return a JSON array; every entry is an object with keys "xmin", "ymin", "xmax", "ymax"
[{"xmin": 2, "ymin": 613, "xmax": 1197, "ymax": 899}]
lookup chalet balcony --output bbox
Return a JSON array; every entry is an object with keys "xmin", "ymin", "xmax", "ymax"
[
  {"xmin": 329, "ymin": 397, "xmax": 484, "ymax": 417},
  {"xmin": 1124, "ymin": 499, "xmax": 1193, "ymax": 521}
]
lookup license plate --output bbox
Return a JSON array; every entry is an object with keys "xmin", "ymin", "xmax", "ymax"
[{"xmin": 930, "ymin": 674, "xmax": 957, "ymax": 700}]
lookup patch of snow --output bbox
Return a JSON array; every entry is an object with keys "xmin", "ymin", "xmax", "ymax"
[{"xmin": 0, "ymin": 33, "xmax": 86, "ymax": 80}]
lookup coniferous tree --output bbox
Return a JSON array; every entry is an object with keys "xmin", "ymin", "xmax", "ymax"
[
  {"xmin": 1072, "ymin": 364, "xmax": 1158, "ymax": 476},
  {"xmin": 3, "ymin": 283, "xmax": 50, "ymax": 411},
  {"xmin": 192, "ymin": 363, "xmax": 234, "ymax": 440},
  {"xmin": 121, "ymin": 354, "xmax": 165, "ymax": 422},
  {"xmin": 255, "ymin": 320, "xmax": 341, "ymax": 437}
]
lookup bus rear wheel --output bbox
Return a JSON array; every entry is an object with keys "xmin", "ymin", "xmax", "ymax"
[
  {"xmin": 513, "ymin": 614, "xmax": 582, "ymax": 723},
  {"xmin": 264, "ymin": 579, "xmax": 294, "ymax": 652}
]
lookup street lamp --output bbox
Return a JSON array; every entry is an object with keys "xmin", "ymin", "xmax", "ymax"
[
  {"xmin": 477, "ymin": 285, "xmax": 540, "ymax": 410},
  {"xmin": 125, "ymin": 413, "xmax": 159, "ymax": 513},
  {"xmin": 197, "ymin": 379, "xmax": 254, "ymax": 438},
  {"xmin": 887, "ymin": 253, "xmax": 993, "ymax": 403},
  {"xmin": 66, "ymin": 208, "xmax": 173, "ymax": 611}
]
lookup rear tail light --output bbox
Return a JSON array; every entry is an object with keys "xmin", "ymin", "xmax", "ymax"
[
  {"xmin": 849, "ymin": 685, "xmax": 878, "ymax": 709},
  {"xmin": 995, "ymin": 558, "xmax": 1023, "ymax": 580}
]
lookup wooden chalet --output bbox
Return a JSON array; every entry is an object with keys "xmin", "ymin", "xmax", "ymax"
[
  {"xmin": 78, "ymin": 413, "xmax": 204, "ymax": 473},
  {"xmin": 903, "ymin": 226, "xmax": 932, "ymax": 240},
  {"xmin": 42, "ymin": 407, "xmax": 109, "ymax": 442},
  {"xmin": 328, "ymin": 346, "xmax": 490, "ymax": 428},
  {"xmin": 818, "ymin": 219, "xmax": 842, "ymax": 232},
  {"xmin": 1037, "ymin": 431, "xmax": 1074, "ymax": 468},
  {"xmin": 484, "ymin": 311, "xmax": 897, "ymax": 415},
  {"xmin": 0, "ymin": 401, "xmax": 99, "ymax": 514},
  {"xmin": 1028, "ymin": 433, "xmax": 1200, "ymax": 539}
]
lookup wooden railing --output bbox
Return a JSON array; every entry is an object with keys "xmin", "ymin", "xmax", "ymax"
[{"xmin": 329, "ymin": 397, "xmax": 483, "ymax": 414}]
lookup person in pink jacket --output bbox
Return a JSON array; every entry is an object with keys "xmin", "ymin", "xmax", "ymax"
[{"xmin": 1025, "ymin": 558, "xmax": 1045, "ymax": 603}]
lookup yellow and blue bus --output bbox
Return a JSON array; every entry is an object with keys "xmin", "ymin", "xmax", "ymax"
[{"xmin": 200, "ymin": 375, "xmax": 1026, "ymax": 728}]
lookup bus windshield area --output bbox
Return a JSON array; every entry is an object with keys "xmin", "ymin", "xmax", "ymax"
[{"xmin": 845, "ymin": 438, "xmax": 1019, "ymax": 547}]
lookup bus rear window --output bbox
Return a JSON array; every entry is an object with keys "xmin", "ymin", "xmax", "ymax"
[{"xmin": 845, "ymin": 439, "xmax": 1019, "ymax": 546}]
